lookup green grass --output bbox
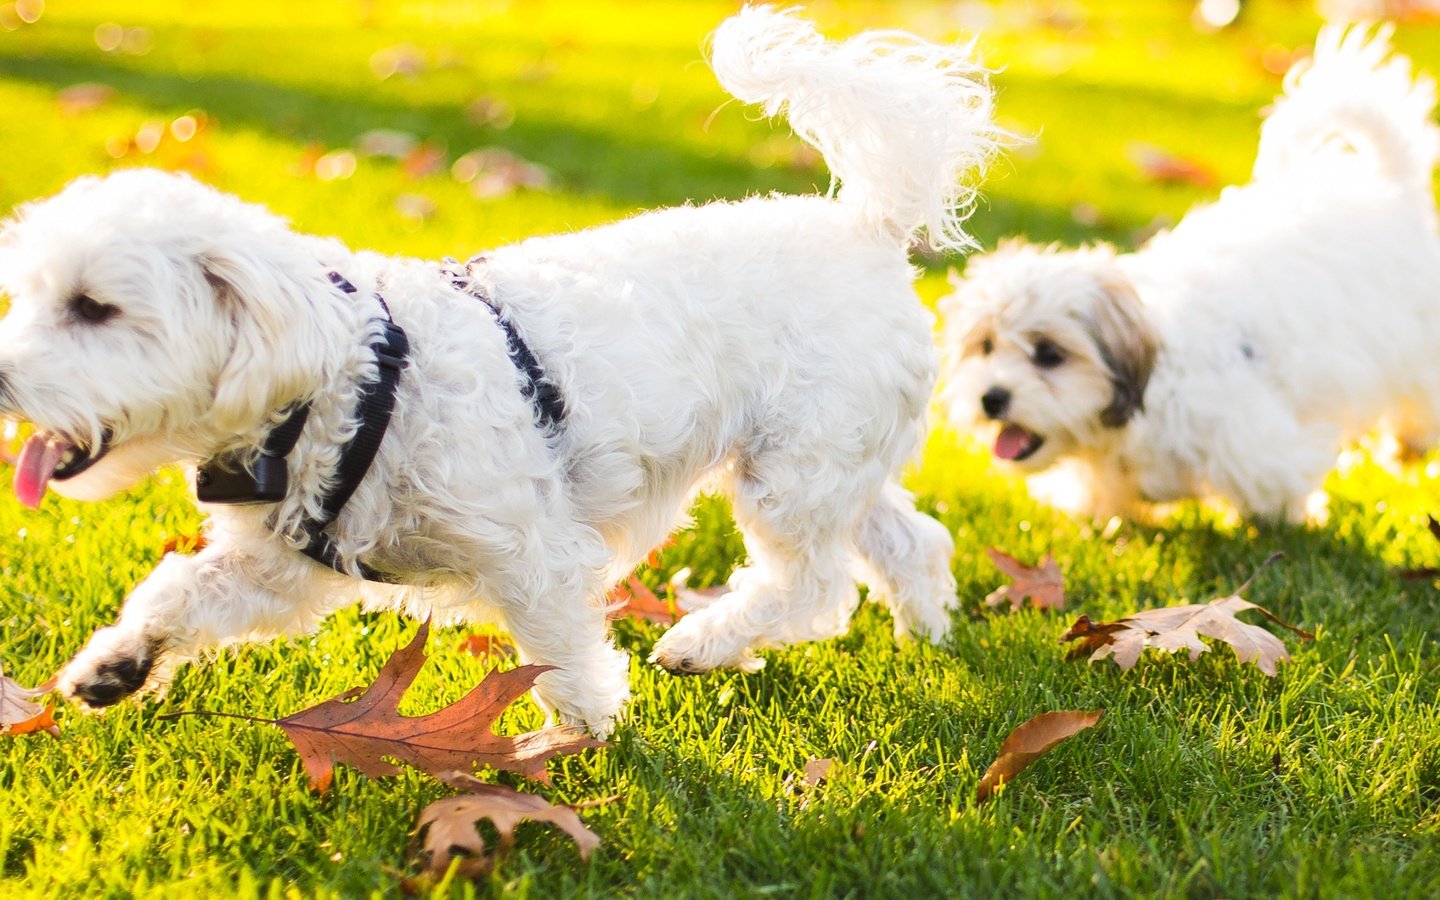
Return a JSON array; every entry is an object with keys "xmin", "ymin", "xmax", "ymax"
[{"xmin": 3, "ymin": 1, "xmax": 1440, "ymax": 896}]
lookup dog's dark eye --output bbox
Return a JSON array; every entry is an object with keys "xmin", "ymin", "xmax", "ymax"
[
  {"xmin": 71, "ymin": 293, "xmax": 119, "ymax": 324},
  {"xmin": 1033, "ymin": 339, "xmax": 1065, "ymax": 369},
  {"xmin": 980, "ymin": 336, "xmax": 994, "ymax": 356}
]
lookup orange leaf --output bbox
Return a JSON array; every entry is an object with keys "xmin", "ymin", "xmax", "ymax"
[
  {"xmin": 976, "ymin": 709, "xmax": 1103, "ymax": 802},
  {"xmin": 607, "ymin": 574, "xmax": 683, "ymax": 625},
  {"xmin": 984, "ymin": 548, "xmax": 1065, "ymax": 611},
  {"xmin": 264, "ymin": 621, "xmax": 601, "ymax": 791},
  {"xmin": 1, "ymin": 671, "xmax": 60, "ymax": 738},
  {"xmin": 162, "ymin": 533, "xmax": 208, "ymax": 556},
  {"xmin": 455, "ymin": 633, "xmax": 515, "ymax": 660},
  {"xmin": 1129, "ymin": 142, "xmax": 1218, "ymax": 188}
]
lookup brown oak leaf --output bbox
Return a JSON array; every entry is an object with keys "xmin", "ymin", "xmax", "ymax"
[
  {"xmin": 1061, "ymin": 553, "xmax": 1312, "ymax": 675},
  {"xmin": 1, "ymin": 670, "xmax": 59, "ymax": 738},
  {"xmin": 985, "ymin": 548, "xmax": 1065, "ymax": 611},
  {"xmin": 977, "ymin": 709, "xmax": 1103, "ymax": 802},
  {"xmin": 413, "ymin": 771, "xmax": 601, "ymax": 880},
  {"xmin": 203, "ymin": 621, "xmax": 602, "ymax": 792}
]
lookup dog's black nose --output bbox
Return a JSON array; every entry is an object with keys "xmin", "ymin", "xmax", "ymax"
[{"xmin": 981, "ymin": 387, "xmax": 1010, "ymax": 419}]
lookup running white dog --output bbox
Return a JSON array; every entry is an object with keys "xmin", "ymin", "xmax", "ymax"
[
  {"xmin": 940, "ymin": 26, "xmax": 1440, "ymax": 521},
  {"xmin": 0, "ymin": 6, "xmax": 997, "ymax": 733}
]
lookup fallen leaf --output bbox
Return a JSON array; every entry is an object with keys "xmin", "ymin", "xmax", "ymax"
[
  {"xmin": 1, "ymin": 669, "xmax": 59, "ymax": 738},
  {"xmin": 56, "ymin": 82, "xmax": 116, "ymax": 115},
  {"xmin": 355, "ymin": 128, "xmax": 418, "ymax": 159},
  {"xmin": 976, "ymin": 709, "xmax": 1103, "ymax": 802},
  {"xmin": 166, "ymin": 621, "xmax": 602, "ymax": 792},
  {"xmin": 394, "ymin": 193, "xmax": 437, "ymax": 223},
  {"xmin": 464, "ymin": 96, "xmax": 515, "ymax": 129},
  {"xmin": 607, "ymin": 574, "xmax": 683, "ymax": 625},
  {"xmin": 162, "ymin": 532, "xmax": 208, "ymax": 556},
  {"xmin": 1129, "ymin": 142, "xmax": 1217, "ymax": 188},
  {"xmin": 370, "ymin": 44, "xmax": 426, "ymax": 80},
  {"xmin": 1061, "ymin": 553, "xmax": 1312, "ymax": 675},
  {"xmin": 984, "ymin": 548, "xmax": 1065, "ymax": 611},
  {"xmin": 402, "ymin": 142, "xmax": 448, "ymax": 179},
  {"xmin": 413, "ymin": 771, "xmax": 600, "ymax": 880},
  {"xmin": 455, "ymin": 633, "xmax": 515, "ymax": 660},
  {"xmin": 451, "ymin": 148, "xmax": 552, "ymax": 199},
  {"xmin": 802, "ymin": 756, "xmax": 833, "ymax": 786}
]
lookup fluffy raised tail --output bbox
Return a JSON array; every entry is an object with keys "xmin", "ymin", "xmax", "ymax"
[
  {"xmin": 708, "ymin": 5, "xmax": 1000, "ymax": 252},
  {"xmin": 1253, "ymin": 24, "xmax": 1439, "ymax": 189}
]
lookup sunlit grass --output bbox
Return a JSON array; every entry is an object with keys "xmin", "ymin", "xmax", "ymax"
[{"xmin": 3, "ymin": 1, "xmax": 1440, "ymax": 897}]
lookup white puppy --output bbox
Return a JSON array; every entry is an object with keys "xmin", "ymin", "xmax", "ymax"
[
  {"xmin": 0, "ymin": 7, "xmax": 998, "ymax": 733},
  {"xmin": 940, "ymin": 26, "xmax": 1440, "ymax": 522}
]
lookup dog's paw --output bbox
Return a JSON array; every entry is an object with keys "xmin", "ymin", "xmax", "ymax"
[
  {"xmin": 57, "ymin": 627, "xmax": 161, "ymax": 710},
  {"xmin": 890, "ymin": 602, "xmax": 954, "ymax": 645},
  {"xmin": 648, "ymin": 617, "xmax": 765, "ymax": 675}
]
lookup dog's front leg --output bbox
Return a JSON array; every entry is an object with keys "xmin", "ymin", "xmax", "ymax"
[{"xmin": 58, "ymin": 546, "xmax": 324, "ymax": 709}]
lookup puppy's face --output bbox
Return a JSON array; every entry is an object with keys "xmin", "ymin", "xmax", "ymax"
[
  {"xmin": 940, "ymin": 242, "xmax": 1159, "ymax": 469},
  {"xmin": 0, "ymin": 170, "xmax": 320, "ymax": 506}
]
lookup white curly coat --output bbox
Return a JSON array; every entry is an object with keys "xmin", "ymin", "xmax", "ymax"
[
  {"xmin": 0, "ymin": 6, "xmax": 998, "ymax": 733},
  {"xmin": 940, "ymin": 26, "xmax": 1440, "ymax": 522}
]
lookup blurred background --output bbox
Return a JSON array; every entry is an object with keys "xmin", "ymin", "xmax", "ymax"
[{"xmin": 0, "ymin": 0, "xmax": 1436, "ymax": 279}]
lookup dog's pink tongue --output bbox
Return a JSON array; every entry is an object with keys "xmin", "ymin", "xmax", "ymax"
[
  {"xmin": 13, "ymin": 434, "xmax": 67, "ymax": 509},
  {"xmin": 994, "ymin": 425, "xmax": 1036, "ymax": 461}
]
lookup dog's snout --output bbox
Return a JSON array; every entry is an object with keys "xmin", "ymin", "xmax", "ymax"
[{"xmin": 981, "ymin": 387, "xmax": 1010, "ymax": 419}]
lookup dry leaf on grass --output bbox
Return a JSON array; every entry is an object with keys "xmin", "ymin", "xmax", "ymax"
[
  {"xmin": 802, "ymin": 756, "xmax": 834, "ymax": 786},
  {"xmin": 607, "ymin": 574, "xmax": 684, "ymax": 625},
  {"xmin": 413, "ymin": 772, "xmax": 600, "ymax": 881},
  {"xmin": 166, "ymin": 620, "xmax": 602, "ymax": 792},
  {"xmin": 1128, "ymin": 142, "xmax": 1218, "ymax": 187},
  {"xmin": 976, "ymin": 709, "xmax": 1103, "ymax": 802},
  {"xmin": 162, "ymin": 532, "xmax": 208, "ymax": 556},
  {"xmin": 1061, "ymin": 553, "xmax": 1312, "ymax": 675},
  {"xmin": 56, "ymin": 82, "xmax": 116, "ymax": 115},
  {"xmin": 1, "ymin": 669, "xmax": 59, "ymax": 738},
  {"xmin": 985, "ymin": 548, "xmax": 1065, "ymax": 611},
  {"xmin": 455, "ymin": 633, "xmax": 515, "ymax": 660}
]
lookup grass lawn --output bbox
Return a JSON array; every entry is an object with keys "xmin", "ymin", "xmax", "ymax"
[{"xmin": 4, "ymin": 1, "xmax": 1440, "ymax": 896}]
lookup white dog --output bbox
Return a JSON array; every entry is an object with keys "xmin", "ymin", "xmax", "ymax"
[
  {"xmin": 0, "ymin": 7, "xmax": 998, "ymax": 733},
  {"xmin": 940, "ymin": 26, "xmax": 1440, "ymax": 522}
]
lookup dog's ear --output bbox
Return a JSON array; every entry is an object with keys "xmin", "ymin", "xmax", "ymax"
[
  {"xmin": 201, "ymin": 249, "xmax": 317, "ymax": 434},
  {"xmin": 1087, "ymin": 267, "xmax": 1158, "ymax": 429}
]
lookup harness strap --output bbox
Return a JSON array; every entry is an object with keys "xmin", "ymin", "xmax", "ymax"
[
  {"xmin": 444, "ymin": 258, "xmax": 566, "ymax": 434},
  {"xmin": 198, "ymin": 270, "xmax": 408, "ymax": 585}
]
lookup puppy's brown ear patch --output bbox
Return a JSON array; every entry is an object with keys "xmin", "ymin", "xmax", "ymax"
[{"xmin": 1089, "ymin": 270, "xmax": 1158, "ymax": 428}]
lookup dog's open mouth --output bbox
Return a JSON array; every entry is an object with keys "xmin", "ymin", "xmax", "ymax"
[
  {"xmin": 993, "ymin": 424, "xmax": 1045, "ymax": 462},
  {"xmin": 13, "ymin": 430, "xmax": 110, "ymax": 508}
]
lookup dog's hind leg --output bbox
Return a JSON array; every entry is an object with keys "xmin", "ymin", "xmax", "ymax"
[
  {"xmin": 648, "ymin": 449, "xmax": 876, "ymax": 674},
  {"xmin": 849, "ymin": 482, "xmax": 957, "ymax": 642}
]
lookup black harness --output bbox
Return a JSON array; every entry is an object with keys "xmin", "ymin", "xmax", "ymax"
[
  {"xmin": 443, "ymin": 256, "xmax": 566, "ymax": 433},
  {"xmin": 195, "ymin": 268, "xmax": 563, "ymax": 583}
]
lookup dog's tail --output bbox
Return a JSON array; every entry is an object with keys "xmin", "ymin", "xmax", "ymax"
[
  {"xmin": 708, "ymin": 5, "xmax": 1001, "ymax": 252},
  {"xmin": 1253, "ymin": 24, "xmax": 1438, "ymax": 190}
]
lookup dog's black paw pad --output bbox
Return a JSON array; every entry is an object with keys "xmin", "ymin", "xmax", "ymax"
[{"xmin": 74, "ymin": 655, "xmax": 154, "ymax": 707}]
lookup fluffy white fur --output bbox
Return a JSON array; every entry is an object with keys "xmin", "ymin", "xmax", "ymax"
[
  {"xmin": 0, "ymin": 6, "xmax": 998, "ymax": 734},
  {"xmin": 940, "ymin": 25, "xmax": 1440, "ymax": 522}
]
